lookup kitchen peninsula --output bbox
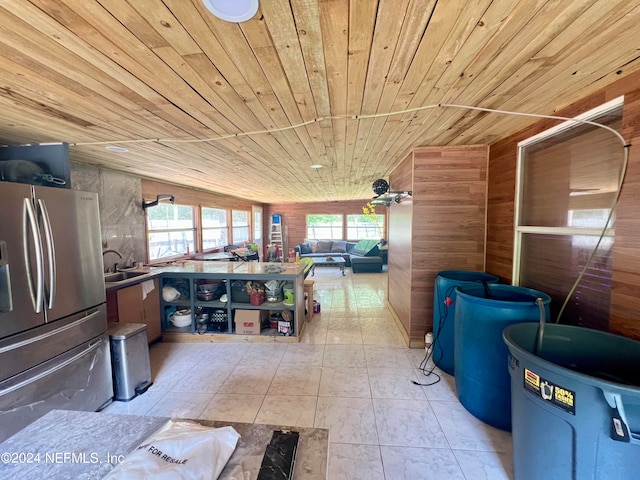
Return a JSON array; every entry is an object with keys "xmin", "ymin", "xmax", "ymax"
[{"xmin": 106, "ymin": 261, "xmax": 308, "ymax": 343}]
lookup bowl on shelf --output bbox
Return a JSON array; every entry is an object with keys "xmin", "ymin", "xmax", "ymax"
[
  {"xmin": 162, "ymin": 286, "xmax": 181, "ymax": 302},
  {"xmin": 198, "ymin": 283, "xmax": 217, "ymax": 293},
  {"xmin": 168, "ymin": 309, "xmax": 192, "ymax": 327},
  {"xmin": 197, "ymin": 291, "xmax": 215, "ymax": 301}
]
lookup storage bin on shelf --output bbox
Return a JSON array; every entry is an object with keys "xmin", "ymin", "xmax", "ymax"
[
  {"xmin": 231, "ymin": 280, "xmax": 250, "ymax": 303},
  {"xmin": 265, "ymin": 279, "xmax": 285, "ymax": 303}
]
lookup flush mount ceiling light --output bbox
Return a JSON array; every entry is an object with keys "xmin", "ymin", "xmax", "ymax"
[
  {"xmin": 202, "ymin": 0, "xmax": 258, "ymax": 23},
  {"xmin": 310, "ymin": 164, "xmax": 323, "ymax": 169},
  {"xmin": 105, "ymin": 145, "xmax": 129, "ymax": 153}
]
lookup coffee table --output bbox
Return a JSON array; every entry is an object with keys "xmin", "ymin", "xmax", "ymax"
[{"xmin": 312, "ymin": 256, "xmax": 346, "ymax": 276}]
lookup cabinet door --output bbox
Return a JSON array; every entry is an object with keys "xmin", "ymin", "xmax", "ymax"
[
  {"xmin": 116, "ymin": 284, "xmax": 144, "ymax": 327},
  {"xmin": 116, "ymin": 282, "xmax": 161, "ymax": 344},
  {"xmin": 142, "ymin": 279, "xmax": 161, "ymax": 342}
]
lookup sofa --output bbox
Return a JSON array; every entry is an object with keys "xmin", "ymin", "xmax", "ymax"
[{"xmin": 294, "ymin": 239, "xmax": 383, "ymax": 273}]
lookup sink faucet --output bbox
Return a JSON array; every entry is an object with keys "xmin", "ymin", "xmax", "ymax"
[{"xmin": 102, "ymin": 249, "xmax": 123, "ymax": 273}]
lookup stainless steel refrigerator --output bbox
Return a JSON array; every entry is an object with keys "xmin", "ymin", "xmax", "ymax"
[{"xmin": 0, "ymin": 182, "xmax": 113, "ymax": 442}]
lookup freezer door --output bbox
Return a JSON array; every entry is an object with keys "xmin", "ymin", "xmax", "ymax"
[
  {"xmin": 34, "ymin": 186, "xmax": 105, "ymax": 322},
  {"xmin": 0, "ymin": 182, "xmax": 44, "ymax": 339},
  {"xmin": 0, "ymin": 304, "xmax": 107, "ymax": 383},
  {"xmin": 0, "ymin": 333, "xmax": 113, "ymax": 443}
]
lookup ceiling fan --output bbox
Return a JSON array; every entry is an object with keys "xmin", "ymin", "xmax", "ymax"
[{"xmin": 370, "ymin": 179, "xmax": 412, "ymax": 206}]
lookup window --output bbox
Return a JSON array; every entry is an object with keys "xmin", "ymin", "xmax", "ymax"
[
  {"xmin": 201, "ymin": 207, "xmax": 228, "ymax": 250},
  {"xmin": 232, "ymin": 210, "xmax": 250, "ymax": 244},
  {"xmin": 147, "ymin": 204, "xmax": 196, "ymax": 260},
  {"xmin": 306, "ymin": 214, "xmax": 343, "ymax": 239},
  {"xmin": 347, "ymin": 214, "xmax": 385, "ymax": 240},
  {"xmin": 514, "ymin": 98, "xmax": 623, "ymax": 330}
]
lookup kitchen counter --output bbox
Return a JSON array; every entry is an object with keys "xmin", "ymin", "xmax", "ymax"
[
  {"xmin": 150, "ymin": 260, "xmax": 306, "ymax": 278},
  {"xmin": 104, "ymin": 261, "xmax": 306, "ymax": 291},
  {"xmin": 0, "ymin": 410, "xmax": 329, "ymax": 479},
  {"xmin": 103, "ymin": 269, "xmax": 160, "ymax": 292}
]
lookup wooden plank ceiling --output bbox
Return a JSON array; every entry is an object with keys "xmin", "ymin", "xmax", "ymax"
[{"xmin": 0, "ymin": 0, "xmax": 639, "ymax": 203}]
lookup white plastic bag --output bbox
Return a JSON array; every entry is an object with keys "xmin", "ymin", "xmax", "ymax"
[{"xmin": 103, "ymin": 420, "xmax": 240, "ymax": 480}]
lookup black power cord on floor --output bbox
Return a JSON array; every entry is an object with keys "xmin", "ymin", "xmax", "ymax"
[
  {"xmin": 412, "ymin": 284, "xmax": 458, "ymax": 386},
  {"xmin": 413, "ymin": 279, "xmax": 495, "ymax": 387}
]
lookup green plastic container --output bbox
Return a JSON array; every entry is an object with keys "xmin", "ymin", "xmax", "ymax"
[{"xmin": 504, "ymin": 323, "xmax": 640, "ymax": 480}]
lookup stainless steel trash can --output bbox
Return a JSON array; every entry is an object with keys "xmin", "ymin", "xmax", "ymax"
[{"xmin": 108, "ymin": 323, "xmax": 153, "ymax": 401}]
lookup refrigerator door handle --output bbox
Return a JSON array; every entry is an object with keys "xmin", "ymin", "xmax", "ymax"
[
  {"xmin": 23, "ymin": 198, "xmax": 43, "ymax": 313},
  {"xmin": 38, "ymin": 199, "xmax": 56, "ymax": 310}
]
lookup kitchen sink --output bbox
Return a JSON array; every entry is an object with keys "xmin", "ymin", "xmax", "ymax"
[{"xmin": 104, "ymin": 271, "xmax": 149, "ymax": 283}]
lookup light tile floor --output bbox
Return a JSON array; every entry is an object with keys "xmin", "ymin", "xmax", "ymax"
[{"xmin": 104, "ymin": 267, "xmax": 514, "ymax": 479}]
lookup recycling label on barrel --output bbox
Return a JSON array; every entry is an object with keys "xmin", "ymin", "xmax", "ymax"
[{"xmin": 523, "ymin": 368, "xmax": 575, "ymax": 415}]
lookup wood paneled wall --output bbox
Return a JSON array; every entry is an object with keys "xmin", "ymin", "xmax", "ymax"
[
  {"xmin": 485, "ymin": 68, "xmax": 640, "ymax": 340},
  {"xmin": 388, "ymin": 153, "xmax": 413, "ymax": 337},
  {"xmin": 264, "ymin": 200, "xmax": 379, "ymax": 255},
  {"xmin": 388, "ymin": 146, "xmax": 488, "ymax": 346}
]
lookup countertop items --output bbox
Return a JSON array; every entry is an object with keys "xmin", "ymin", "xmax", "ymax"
[{"xmin": 0, "ymin": 410, "xmax": 329, "ymax": 480}]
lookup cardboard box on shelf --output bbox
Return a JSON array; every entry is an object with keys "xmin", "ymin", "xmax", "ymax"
[{"xmin": 234, "ymin": 309, "xmax": 269, "ymax": 335}]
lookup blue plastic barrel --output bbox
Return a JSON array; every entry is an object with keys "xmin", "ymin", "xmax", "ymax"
[
  {"xmin": 454, "ymin": 284, "xmax": 550, "ymax": 431},
  {"xmin": 432, "ymin": 271, "xmax": 499, "ymax": 375},
  {"xmin": 504, "ymin": 323, "xmax": 640, "ymax": 480}
]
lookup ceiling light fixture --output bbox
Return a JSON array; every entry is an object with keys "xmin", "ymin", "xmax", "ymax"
[
  {"xmin": 105, "ymin": 146, "xmax": 129, "ymax": 153},
  {"xmin": 202, "ymin": 0, "xmax": 258, "ymax": 23},
  {"xmin": 310, "ymin": 164, "xmax": 323, "ymax": 169}
]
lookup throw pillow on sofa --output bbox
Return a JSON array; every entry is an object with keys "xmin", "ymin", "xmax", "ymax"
[
  {"xmin": 351, "ymin": 239, "xmax": 378, "ymax": 257},
  {"xmin": 306, "ymin": 239, "xmax": 318, "ymax": 253},
  {"xmin": 315, "ymin": 240, "xmax": 333, "ymax": 254},
  {"xmin": 331, "ymin": 240, "xmax": 347, "ymax": 253},
  {"xmin": 299, "ymin": 242, "xmax": 312, "ymax": 254}
]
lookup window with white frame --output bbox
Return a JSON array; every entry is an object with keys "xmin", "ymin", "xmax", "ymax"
[
  {"xmin": 231, "ymin": 210, "xmax": 250, "ymax": 244},
  {"xmin": 147, "ymin": 204, "xmax": 196, "ymax": 260},
  {"xmin": 514, "ymin": 98, "xmax": 623, "ymax": 330},
  {"xmin": 347, "ymin": 214, "xmax": 385, "ymax": 240},
  {"xmin": 306, "ymin": 214, "xmax": 343, "ymax": 240},
  {"xmin": 201, "ymin": 207, "xmax": 228, "ymax": 250}
]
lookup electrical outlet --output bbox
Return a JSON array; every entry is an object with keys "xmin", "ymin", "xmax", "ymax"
[{"xmin": 425, "ymin": 332, "xmax": 433, "ymax": 346}]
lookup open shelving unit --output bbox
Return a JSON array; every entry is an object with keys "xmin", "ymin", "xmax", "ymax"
[{"xmin": 158, "ymin": 261, "xmax": 306, "ymax": 342}]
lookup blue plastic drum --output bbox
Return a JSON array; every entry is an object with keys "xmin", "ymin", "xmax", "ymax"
[
  {"xmin": 454, "ymin": 284, "xmax": 551, "ymax": 431},
  {"xmin": 432, "ymin": 271, "xmax": 499, "ymax": 375}
]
